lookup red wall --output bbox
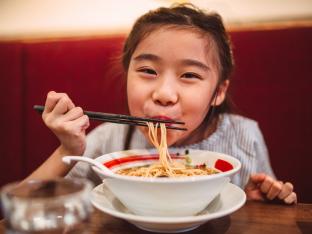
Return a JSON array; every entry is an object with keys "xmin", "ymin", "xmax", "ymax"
[
  {"xmin": 1, "ymin": 27, "xmax": 311, "ymax": 202},
  {"xmin": 230, "ymin": 27, "xmax": 312, "ymax": 203}
]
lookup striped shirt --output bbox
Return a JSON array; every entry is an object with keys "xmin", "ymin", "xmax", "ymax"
[{"xmin": 66, "ymin": 113, "xmax": 275, "ymax": 188}]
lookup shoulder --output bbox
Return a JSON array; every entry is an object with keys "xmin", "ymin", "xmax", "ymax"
[
  {"xmin": 224, "ymin": 114, "xmax": 266, "ymax": 154},
  {"xmin": 218, "ymin": 114, "xmax": 266, "ymax": 153},
  {"xmin": 223, "ymin": 113, "xmax": 262, "ymax": 139}
]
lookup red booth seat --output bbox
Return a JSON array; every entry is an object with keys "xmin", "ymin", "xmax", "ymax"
[{"xmin": 1, "ymin": 26, "xmax": 311, "ymax": 202}]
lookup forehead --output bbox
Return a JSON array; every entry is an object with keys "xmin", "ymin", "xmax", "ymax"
[{"xmin": 132, "ymin": 27, "xmax": 218, "ymax": 65}]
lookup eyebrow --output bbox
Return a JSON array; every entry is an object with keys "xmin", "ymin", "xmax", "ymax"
[
  {"xmin": 181, "ymin": 59, "xmax": 210, "ymax": 71},
  {"xmin": 133, "ymin": 53, "xmax": 160, "ymax": 62},
  {"xmin": 133, "ymin": 53, "xmax": 210, "ymax": 71}
]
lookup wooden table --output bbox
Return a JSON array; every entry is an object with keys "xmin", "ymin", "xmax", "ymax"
[{"xmin": 1, "ymin": 201, "xmax": 311, "ymax": 233}]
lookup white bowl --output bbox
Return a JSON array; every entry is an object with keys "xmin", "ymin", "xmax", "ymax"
[{"xmin": 93, "ymin": 149, "xmax": 241, "ymax": 217}]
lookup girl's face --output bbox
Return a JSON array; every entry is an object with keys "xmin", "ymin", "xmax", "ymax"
[{"xmin": 127, "ymin": 27, "xmax": 228, "ymax": 146}]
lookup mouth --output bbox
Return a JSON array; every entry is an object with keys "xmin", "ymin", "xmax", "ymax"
[{"xmin": 150, "ymin": 115, "xmax": 176, "ymax": 126}]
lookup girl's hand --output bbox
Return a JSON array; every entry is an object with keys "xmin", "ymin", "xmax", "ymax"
[
  {"xmin": 42, "ymin": 91, "xmax": 90, "ymax": 156},
  {"xmin": 244, "ymin": 173, "xmax": 297, "ymax": 204}
]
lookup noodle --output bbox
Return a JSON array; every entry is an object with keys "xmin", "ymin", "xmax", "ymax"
[{"xmin": 116, "ymin": 122, "xmax": 219, "ymax": 177}]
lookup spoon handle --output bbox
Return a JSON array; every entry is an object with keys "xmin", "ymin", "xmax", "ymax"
[{"xmin": 62, "ymin": 156, "xmax": 114, "ymax": 177}]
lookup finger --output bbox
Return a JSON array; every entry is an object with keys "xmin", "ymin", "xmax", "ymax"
[
  {"xmin": 69, "ymin": 115, "xmax": 90, "ymax": 134},
  {"xmin": 44, "ymin": 92, "xmax": 74, "ymax": 114},
  {"xmin": 60, "ymin": 107, "xmax": 84, "ymax": 122},
  {"xmin": 51, "ymin": 95, "xmax": 75, "ymax": 116},
  {"xmin": 79, "ymin": 115, "xmax": 90, "ymax": 130},
  {"xmin": 44, "ymin": 91, "xmax": 57, "ymax": 113},
  {"xmin": 266, "ymin": 181, "xmax": 283, "ymax": 200},
  {"xmin": 260, "ymin": 175, "xmax": 274, "ymax": 194},
  {"xmin": 284, "ymin": 192, "xmax": 297, "ymax": 204},
  {"xmin": 245, "ymin": 173, "xmax": 266, "ymax": 191},
  {"xmin": 278, "ymin": 182, "xmax": 294, "ymax": 200},
  {"xmin": 245, "ymin": 189, "xmax": 265, "ymax": 201},
  {"xmin": 57, "ymin": 115, "xmax": 89, "ymax": 136}
]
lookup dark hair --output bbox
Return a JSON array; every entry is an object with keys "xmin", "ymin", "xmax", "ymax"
[{"xmin": 122, "ymin": 4, "xmax": 235, "ymax": 122}]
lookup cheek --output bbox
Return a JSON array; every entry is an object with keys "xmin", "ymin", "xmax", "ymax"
[
  {"xmin": 127, "ymin": 79, "xmax": 146, "ymax": 116},
  {"xmin": 179, "ymin": 87, "xmax": 214, "ymax": 133},
  {"xmin": 183, "ymin": 88, "xmax": 212, "ymax": 118},
  {"xmin": 127, "ymin": 91, "xmax": 140, "ymax": 116}
]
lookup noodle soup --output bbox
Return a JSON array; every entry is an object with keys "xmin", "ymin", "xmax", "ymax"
[
  {"xmin": 92, "ymin": 149, "xmax": 241, "ymax": 217},
  {"xmin": 115, "ymin": 153, "xmax": 220, "ymax": 177},
  {"xmin": 116, "ymin": 163, "xmax": 220, "ymax": 177}
]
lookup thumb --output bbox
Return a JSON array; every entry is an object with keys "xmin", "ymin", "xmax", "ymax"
[{"xmin": 245, "ymin": 173, "xmax": 266, "ymax": 191}]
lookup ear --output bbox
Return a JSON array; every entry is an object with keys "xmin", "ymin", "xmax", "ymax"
[{"xmin": 212, "ymin": 80, "xmax": 230, "ymax": 106}]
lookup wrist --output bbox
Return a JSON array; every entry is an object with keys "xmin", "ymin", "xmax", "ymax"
[{"xmin": 57, "ymin": 145, "xmax": 84, "ymax": 157}]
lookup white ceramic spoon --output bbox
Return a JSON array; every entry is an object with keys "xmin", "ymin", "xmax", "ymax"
[{"xmin": 62, "ymin": 156, "xmax": 114, "ymax": 177}]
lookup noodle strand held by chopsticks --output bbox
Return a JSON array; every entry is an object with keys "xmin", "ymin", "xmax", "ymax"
[
  {"xmin": 117, "ymin": 122, "xmax": 219, "ymax": 177},
  {"xmin": 147, "ymin": 122, "xmax": 173, "ymax": 175}
]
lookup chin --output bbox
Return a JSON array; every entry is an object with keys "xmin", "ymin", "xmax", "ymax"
[
  {"xmin": 165, "ymin": 130, "xmax": 185, "ymax": 146},
  {"xmin": 164, "ymin": 137, "xmax": 175, "ymax": 147}
]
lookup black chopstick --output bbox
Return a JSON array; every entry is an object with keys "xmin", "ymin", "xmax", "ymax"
[{"xmin": 33, "ymin": 105, "xmax": 187, "ymax": 131}]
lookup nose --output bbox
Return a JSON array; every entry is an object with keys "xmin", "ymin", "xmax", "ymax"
[{"xmin": 152, "ymin": 76, "xmax": 178, "ymax": 106}]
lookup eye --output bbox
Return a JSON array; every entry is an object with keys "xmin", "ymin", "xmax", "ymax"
[
  {"xmin": 181, "ymin": 72, "xmax": 201, "ymax": 80},
  {"xmin": 137, "ymin": 68, "xmax": 157, "ymax": 76}
]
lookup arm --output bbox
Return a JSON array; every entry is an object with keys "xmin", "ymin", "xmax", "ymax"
[{"xmin": 25, "ymin": 145, "xmax": 74, "ymax": 181}]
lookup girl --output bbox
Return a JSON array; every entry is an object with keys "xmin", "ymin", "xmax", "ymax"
[{"xmin": 28, "ymin": 4, "xmax": 296, "ymax": 204}]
